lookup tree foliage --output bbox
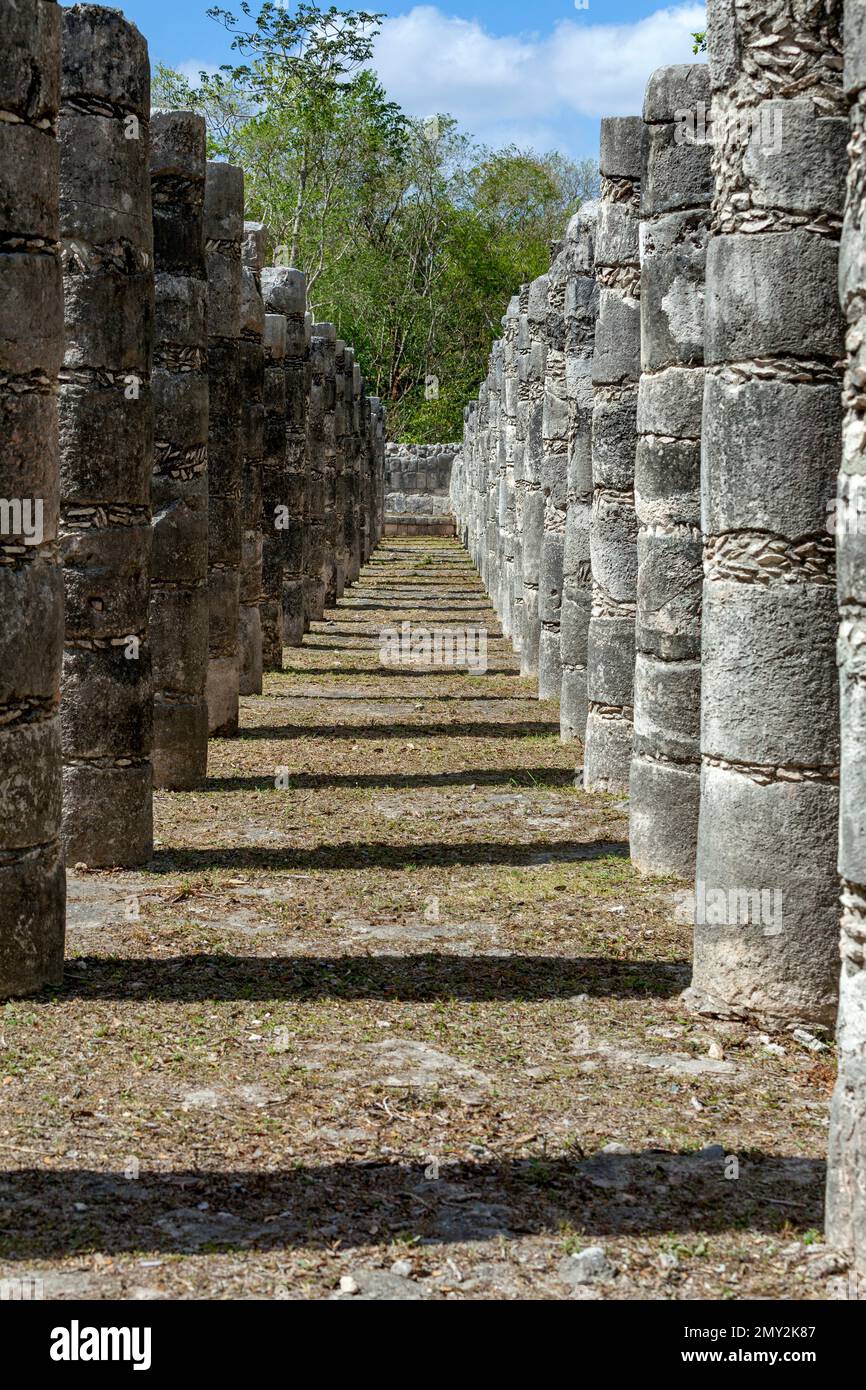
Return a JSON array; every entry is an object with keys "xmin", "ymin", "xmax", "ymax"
[{"xmin": 152, "ymin": 2, "xmax": 598, "ymax": 439}]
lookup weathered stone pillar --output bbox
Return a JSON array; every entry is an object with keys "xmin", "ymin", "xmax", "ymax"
[
  {"xmin": 204, "ymin": 160, "xmax": 243, "ymax": 736},
  {"xmin": 828, "ymin": 0, "xmax": 866, "ymax": 1273},
  {"xmin": 334, "ymin": 342, "xmax": 351, "ymax": 598},
  {"xmin": 487, "ymin": 342, "xmax": 504, "ymax": 611},
  {"xmin": 539, "ymin": 243, "xmax": 569, "ymax": 700},
  {"xmin": 583, "ymin": 116, "xmax": 641, "ymax": 791},
  {"xmin": 0, "ymin": 0, "xmax": 65, "ymax": 992},
  {"xmin": 238, "ymin": 222, "xmax": 266, "ymax": 695},
  {"xmin": 306, "ymin": 323, "xmax": 334, "ymax": 620},
  {"xmin": 149, "ymin": 111, "xmax": 208, "ymax": 790},
  {"xmin": 468, "ymin": 414, "xmax": 477, "ymax": 562},
  {"xmin": 455, "ymin": 402, "xmax": 476, "ymax": 552},
  {"xmin": 260, "ymin": 311, "xmax": 286, "ymax": 669},
  {"xmin": 519, "ymin": 276, "xmax": 548, "ymax": 678},
  {"xmin": 359, "ymin": 390, "xmax": 372, "ymax": 564},
  {"xmin": 477, "ymin": 382, "xmax": 490, "ymax": 580},
  {"xmin": 261, "ymin": 267, "xmax": 307, "ymax": 648},
  {"xmin": 630, "ymin": 65, "xmax": 712, "ymax": 874},
  {"xmin": 560, "ymin": 204, "xmax": 600, "ymax": 742},
  {"xmin": 324, "ymin": 335, "xmax": 342, "ymax": 606},
  {"xmin": 449, "ymin": 435, "xmax": 462, "ymax": 541},
  {"xmin": 373, "ymin": 397, "xmax": 386, "ymax": 544},
  {"xmin": 827, "ymin": 0, "xmax": 866, "ymax": 1275},
  {"xmin": 301, "ymin": 310, "xmax": 313, "ymax": 624},
  {"xmin": 687, "ymin": 0, "xmax": 844, "ymax": 1027},
  {"xmin": 59, "ymin": 4, "xmax": 154, "ymax": 865},
  {"xmin": 499, "ymin": 297, "xmax": 520, "ymax": 641},
  {"xmin": 348, "ymin": 358, "xmax": 363, "ymax": 584},
  {"xmin": 467, "ymin": 401, "xmax": 477, "ymax": 557},
  {"xmin": 511, "ymin": 286, "xmax": 529, "ymax": 654},
  {"xmin": 494, "ymin": 340, "xmax": 508, "ymax": 608}
]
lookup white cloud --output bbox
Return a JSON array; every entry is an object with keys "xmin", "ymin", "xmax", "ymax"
[
  {"xmin": 373, "ymin": 4, "xmax": 706, "ymax": 155},
  {"xmin": 175, "ymin": 58, "xmax": 220, "ymax": 86}
]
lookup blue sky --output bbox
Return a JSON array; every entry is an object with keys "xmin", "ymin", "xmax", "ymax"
[{"xmin": 81, "ymin": 0, "xmax": 707, "ymax": 161}]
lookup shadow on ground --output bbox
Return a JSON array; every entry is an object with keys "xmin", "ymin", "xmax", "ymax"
[
  {"xmin": 0, "ymin": 1152, "xmax": 824, "ymax": 1259},
  {"xmin": 148, "ymin": 839, "xmax": 628, "ymax": 873},
  {"xmin": 57, "ymin": 952, "xmax": 686, "ymax": 1002},
  {"xmin": 197, "ymin": 766, "xmax": 577, "ymax": 792},
  {"xmin": 237, "ymin": 720, "xmax": 562, "ymax": 739}
]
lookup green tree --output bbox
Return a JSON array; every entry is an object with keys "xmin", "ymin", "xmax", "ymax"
[{"xmin": 152, "ymin": 2, "xmax": 598, "ymax": 440}]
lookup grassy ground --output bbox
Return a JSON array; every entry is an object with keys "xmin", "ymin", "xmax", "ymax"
[{"xmin": 0, "ymin": 538, "xmax": 844, "ymax": 1300}]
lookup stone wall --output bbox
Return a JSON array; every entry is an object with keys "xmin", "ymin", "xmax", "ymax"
[{"xmin": 384, "ymin": 442, "xmax": 458, "ymax": 536}]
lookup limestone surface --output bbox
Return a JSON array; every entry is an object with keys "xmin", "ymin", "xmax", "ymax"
[
  {"xmin": 59, "ymin": 4, "xmax": 154, "ymax": 865},
  {"xmin": 150, "ymin": 111, "xmax": 208, "ymax": 790},
  {"xmin": 0, "ymin": 0, "xmax": 66, "ymax": 992},
  {"xmin": 583, "ymin": 116, "xmax": 642, "ymax": 793},
  {"xmin": 686, "ymin": 0, "xmax": 844, "ymax": 1030},
  {"xmin": 630, "ymin": 65, "xmax": 712, "ymax": 876},
  {"xmin": 204, "ymin": 160, "xmax": 244, "ymax": 736}
]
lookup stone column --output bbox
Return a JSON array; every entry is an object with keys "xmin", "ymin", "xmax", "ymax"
[
  {"xmin": 454, "ymin": 403, "xmax": 474, "ymax": 551},
  {"xmin": 475, "ymin": 381, "xmax": 488, "ymax": 579},
  {"xmin": 449, "ymin": 436, "xmax": 462, "ymax": 541},
  {"xmin": 499, "ymin": 297, "xmax": 520, "ymax": 642},
  {"xmin": 359, "ymin": 390, "xmax": 371, "ymax": 564},
  {"xmin": 463, "ymin": 403, "xmax": 474, "ymax": 551},
  {"xmin": 828, "ymin": 0, "xmax": 866, "ymax": 1277},
  {"xmin": 630, "ymin": 65, "xmax": 713, "ymax": 874},
  {"xmin": 324, "ymin": 335, "xmax": 342, "ymax": 606},
  {"xmin": 486, "ymin": 342, "xmax": 504, "ymax": 609},
  {"xmin": 348, "ymin": 358, "xmax": 363, "ymax": 584},
  {"xmin": 687, "ymin": 0, "xmax": 844, "ymax": 1027},
  {"xmin": 301, "ymin": 310, "xmax": 313, "ymax": 624},
  {"xmin": 373, "ymin": 397, "xmax": 386, "ymax": 544},
  {"xmin": 260, "ymin": 311, "xmax": 286, "ymax": 669},
  {"xmin": 204, "ymin": 160, "xmax": 243, "ymax": 736},
  {"xmin": 342, "ymin": 347, "xmax": 357, "ymax": 587},
  {"xmin": 0, "ymin": 0, "xmax": 65, "ymax": 993},
  {"xmin": 59, "ymin": 4, "xmax": 154, "ymax": 865},
  {"xmin": 583, "ymin": 116, "xmax": 642, "ymax": 792},
  {"xmin": 467, "ymin": 401, "xmax": 477, "ymax": 557},
  {"xmin": 481, "ymin": 351, "xmax": 494, "ymax": 595},
  {"xmin": 149, "ymin": 111, "xmax": 208, "ymax": 790},
  {"xmin": 238, "ymin": 222, "xmax": 266, "ymax": 696},
  {"xmin": 334, "ymin": 341, "xmax": 350, "ymax": 599},
  {"xmin": 306, "ymin": 323, "xmax": 334, "ymax": 620},
  {"xmin": 539, "ymin": 242, "xmax": 569, "ymax": 700},
  {"xmin": 560, "ymin": 204, "xmax": 600, "ymax": 742},
  {"xmin": 511, "ymin": 286, "xmax": 529, "ymax": 654},
  {"xmin": 519, "ymin": 276, "xmax": 548, "ymax": 678},
  {"xmin": 262, "ymin": 267, "xmax": 307, "ymax": 647}
]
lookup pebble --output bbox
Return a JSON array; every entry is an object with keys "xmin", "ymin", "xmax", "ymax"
[{"xmin": 558, "ymin": 1246, "xmax": 616, "ymax": 1286}]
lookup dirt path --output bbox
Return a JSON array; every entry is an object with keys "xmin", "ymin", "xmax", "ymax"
[{"xmin": 0, "ymin": 538, "xmax": 843, "ymax": 1300}]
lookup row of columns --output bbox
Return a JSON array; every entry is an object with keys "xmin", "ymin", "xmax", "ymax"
[
  {"xmin": 0, "ymin": 2, "xmax": 386, "ymax": 990},
  {"xmin": 451, "ymin": 0, "xmax": 866, "ymax": 1278}
]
